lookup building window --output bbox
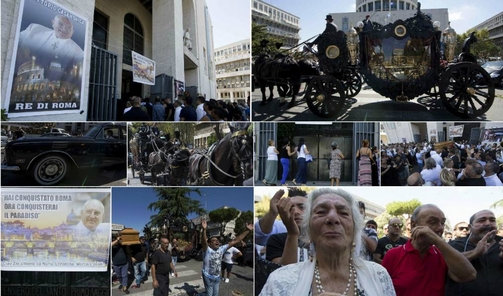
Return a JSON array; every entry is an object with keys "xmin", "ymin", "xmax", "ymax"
[
  {"xmin": 375, "ymin": 1, "xmax": 381, "ymax": 11},
  {"xmin": 368, "ymin": 2, "xmax": 373, "ymax": 11},
  {"xmin": 123, "ymin": 13, "xmax": 144, "ymax": 65},
  {"xmin": 93, "ymin": 10, "xmax": 108, "ymax": 49},
  {"xmin": 399, "ymin": 1, "xmax": 404, "ymax": 10}
]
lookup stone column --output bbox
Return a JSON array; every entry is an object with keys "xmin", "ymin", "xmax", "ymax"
[{"xmin": 152, "ymin": 0, "xmax": 184, "ymax": 81}]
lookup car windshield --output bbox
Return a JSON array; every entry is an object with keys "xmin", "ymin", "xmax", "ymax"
[
  {"xmin": 482, "ymin": 61, "xmax": 503, "ymax": 70},
  {"xmin": 83, "ymin": 125, "xmax": 102, "ymax": 138}
]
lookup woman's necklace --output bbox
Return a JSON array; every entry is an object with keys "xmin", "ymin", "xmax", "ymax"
[{"xmin": 314, "ymin": 260, "xmax": 358, "ymax": 296}]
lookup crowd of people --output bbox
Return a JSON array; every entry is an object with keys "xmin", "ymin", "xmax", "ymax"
[
  {"xmin": 255, "ymin": 187, "xmax": 503, "ymax": 296},
  {"xmin": 111, "ymin": 220, "xmax": 253, "ymax": 296},
  {"xmin": 120, "ymin": 95, "xmax": 250, "ymax": 122},
  {"xmin": 381, "ymin": 140, "xmax": 503, "ymax": 186}
]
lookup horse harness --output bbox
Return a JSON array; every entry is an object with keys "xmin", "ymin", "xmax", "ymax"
[{"xmin": 196, "ymin": 129, "xmax": 251, "ymax": 186}]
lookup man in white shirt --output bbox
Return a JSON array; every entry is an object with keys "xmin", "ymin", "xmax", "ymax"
[
  {"xmin": 71, "ymin": 199, "xmax": 109, "ymax": 240},
  {"xmin": 196, "ymin": 96, "xmax": 206, "ymax": 121},
  {"xmin": 17, "ymin": 15, "xmax": 83, "ymax": 69},
  {"xmin": 430, "ymin": 149, "xmax": 444, "ymax": 168},
  {"xmin": 483, "ymin": 162, "xmax": 503, "ymax": 186},
  {"xmin": 221, "ymin": 245, "xmax": 242, "ymax": 283},
  {"xmin": 173, "ymin": 100, "xmax": 183, "ymax": 122}
]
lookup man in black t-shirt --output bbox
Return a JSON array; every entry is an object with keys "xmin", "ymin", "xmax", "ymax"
[
  {"xmin": 131, "ymin": 236, "xmax": 149, "ymax": 288},
  {"xmin": 112, "ymin": 233, "xmax": 130, "ymax": 294},
  {"xmin": 445, "ymin": 210, "xmax": 502, "ymax": 296},
  {"xmin": 151, "ymin": 236, "xmax": 177, "ymax": 296},
  {"xmin": 374, "ymin": 217, "xmax": 408, "ymax": 264}
]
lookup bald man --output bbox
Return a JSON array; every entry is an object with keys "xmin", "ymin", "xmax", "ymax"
[
  {"xmin": 407, "ymin": 172, "xmax": 424, "ymax": 186},
  {"xmin": 382, "ymin": 204, "xmax": 476, "ymax": 296},
  {"xmin": 71, "ymin": 199, "xmax": 109, "ymax": 239}
]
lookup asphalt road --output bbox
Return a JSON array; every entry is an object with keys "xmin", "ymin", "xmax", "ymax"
[
  {"xmin": 252, "ymin": 83, "xmax": 503, "ymax": 121},
  {"xmin": 111, "ymin": 259, "xmax": 253, "ymax": 296},
  {"xmin": 1, "ymin": 163, "xmax": 127, "ymax": 187}
]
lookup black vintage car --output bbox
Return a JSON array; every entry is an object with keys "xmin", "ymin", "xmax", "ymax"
[{"xmin": 1, "ymin": 123, "xmax": 127, "ymax": 185}]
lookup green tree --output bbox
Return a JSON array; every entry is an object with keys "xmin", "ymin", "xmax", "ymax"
[
  {"xmin": 373, "ymin": 211, "xmax": 393, "ymax": 238},
  {"xmin": 208, "ymin": 207, "xmax": 240, "ymax": 237},
  {"xmin": 252, "ymin": 22, "xmax": 285, "ymax": 56},
  {"xmin": 148, "ymin": 188, "xmax": 206, "ymax": 236},
  {"xmin": 386, "ymin": 199, "xmax": 422, "ymax": 218},
  {"xmin": 234, "ymin": 210, "xmax": 254, "ymax": 242},
  {"xmin": 456, "ymin": 29, "xmax": 501, "ymax": 59}
]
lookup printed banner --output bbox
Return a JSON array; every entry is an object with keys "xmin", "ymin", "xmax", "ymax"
[
  {"xmin": 1, "ymin": 188, "xmax": 111, "ymax": 272},
  {"xmin": 132, "ymin": 51, "xmax": 155, "ymax": 85},
  {"xmin": 449, "ymin": 125, "xmax": 464, "ymax": 137},
  {"xmin": 5, "ymin": 0, "xmax": 88, "ymax": 117},
  {"xmin": 174, "ymin": 79, "xmax": 185, "ymax": 98}
]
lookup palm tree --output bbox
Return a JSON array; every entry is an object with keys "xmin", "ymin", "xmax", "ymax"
[
  {"xmin": 147, "ymin": 188, "xmax": 206, "ymax": 232},
  {"xmin": 490, "ymin": 199, "xmax": 503, "ymax": 209}
]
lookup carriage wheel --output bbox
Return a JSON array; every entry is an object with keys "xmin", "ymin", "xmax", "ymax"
[
  {"xmin": 343, "ymin": 71, "xmax": 362, "ymax": 98},
  {"xmin": 305, "ymin": 75, "xmax": 346, "ymax": 118},
  {"xmin": 440, "ymin": 63, "xmax": 495, "ymax": 118}
]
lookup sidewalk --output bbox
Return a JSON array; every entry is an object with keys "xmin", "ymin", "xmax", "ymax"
[{"xmin": 254, "ymin": 180, "xmax": 356, "ymax": 186}]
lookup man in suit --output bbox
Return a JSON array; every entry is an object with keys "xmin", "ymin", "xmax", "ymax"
[{"xmin": 309, "ymin": 14, "xmax": 338, "ymax": 47}]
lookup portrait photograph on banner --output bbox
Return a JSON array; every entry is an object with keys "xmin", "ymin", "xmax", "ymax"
[
  {"xmin": 5, "ymin": 0, "xmax": 88, "ymax": 117},
  {"xmin": 1, "ymin": 188, "xmax": 111, "ymax": 272},
  {"xmin": 132, "ymin": 51, "xmax": 155, "ymax": 85}
]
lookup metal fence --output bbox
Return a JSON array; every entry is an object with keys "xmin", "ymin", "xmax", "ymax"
[{"xmin": 88, "ymin": 45, "xmax": 118, "ymax": 121}]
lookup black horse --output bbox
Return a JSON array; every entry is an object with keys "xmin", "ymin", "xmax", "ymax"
[
  {"xmin": 189, "ymin": 123, "xmax": 252, "ymax": 186},
  {"xmin": 147, "ymin": 138, "xmax": 170, "ymax": 186},
  {"xmin": 253, "ymin": 53, "xmax": 319, "ymax": 108},
  {"xmin": 167, "ymin": 148, "xmax": 191, "ymax": 186}
]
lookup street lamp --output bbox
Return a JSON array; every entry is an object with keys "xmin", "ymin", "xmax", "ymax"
[{"xmin": 443, "ymin": 22, "xmax": 457, "ymax": 62}]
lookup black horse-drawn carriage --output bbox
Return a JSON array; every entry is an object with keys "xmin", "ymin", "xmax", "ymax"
[
  {"xmin": 130, "ymin": 129, "xmax": 190, "ymax": 186},
  {"xmin": 255, "ymin": 3, "xmax": 495, "ymax": 119}
]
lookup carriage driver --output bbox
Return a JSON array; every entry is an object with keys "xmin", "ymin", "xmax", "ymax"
[{"xmin": 308, "ymin": 14, "xmax": 338, "ymax": 47}]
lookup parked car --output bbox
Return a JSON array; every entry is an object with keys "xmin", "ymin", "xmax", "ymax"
[
  {"xmin": 481, "ymin": 60, "xmax": 503, "ymax": 87},
  {"xmin": 1, "ymin": 122, "xmax": 127, "ymax": 185}
]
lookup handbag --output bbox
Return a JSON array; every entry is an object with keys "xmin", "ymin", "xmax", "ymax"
[
  {"xmin": 356, "ymin": 148, "xmax": 361, "ymax": 161},
  {"xmin": 306, "ymin": 154, "xmax": 313, "ymax": 162}
]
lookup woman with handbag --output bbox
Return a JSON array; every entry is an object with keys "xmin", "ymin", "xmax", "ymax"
[
  {"xmin": 279, "ymin": 138, "xmax": 297, "ymax": 185},
  {"xmin": 293, "ymin": 138, "xmax": 310, "ymax": 186},
  {"xmin": 356, "ymin": 139, "xmax": 375, "ymax": 186},
  {"xmin": 329, "ymin": 141, "xmax": 344, "ymax": 186}
]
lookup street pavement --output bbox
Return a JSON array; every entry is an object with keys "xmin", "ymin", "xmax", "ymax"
[
  {"xmin": 112, "ymin": 259, "xmax": 253, "ymax": 296},
  {"xmin": 252, "ymin": 83, "xmax": 503, "ymax": 121}
]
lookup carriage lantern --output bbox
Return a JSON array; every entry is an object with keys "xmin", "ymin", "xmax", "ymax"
[
  {"xmin": 443, "ymin": 22, "xmax": 457, "ymax": 62},
  {"xmin": 346, "ymin": 26, "xmax": 359, "ymax": 65}
]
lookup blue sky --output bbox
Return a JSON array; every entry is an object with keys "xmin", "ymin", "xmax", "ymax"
[
  {"xmin": 207, "ymin": 0, "xmax": 251, "ymax": 48},
  {"xmin": 261, "ymin": 0, "xmax": 503, "ymax": 43},
  {"xmin": 112, "ymin": 187, "xmax": 254, "ymax": 235}
]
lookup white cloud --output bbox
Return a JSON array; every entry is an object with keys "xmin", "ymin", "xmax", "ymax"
[{"xmin": 449, "ymin": 11, "xmax": 462, "ymax": 21}]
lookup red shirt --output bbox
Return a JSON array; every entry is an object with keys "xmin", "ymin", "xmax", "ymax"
[{"xmin": 382, "ymin": 240, "xmax": 448, "ymax": 296}]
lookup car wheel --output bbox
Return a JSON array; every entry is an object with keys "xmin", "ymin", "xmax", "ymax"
[{"xmin": 32, "ymin": 154, "xmax": 68, "ymax": 185}]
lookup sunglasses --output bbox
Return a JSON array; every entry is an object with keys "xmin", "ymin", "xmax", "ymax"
[
  {"xmin": 457, "ymin": 227, "xmax": 469, "ymax": 231},
  {"xmin": 390, "ymin": 223, "xmax": 404, "ymax": 228}
]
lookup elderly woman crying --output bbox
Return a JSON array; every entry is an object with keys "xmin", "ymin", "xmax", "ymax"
[{"xmin": 260, "ymin": 188, "xmax": 396, "ymax": 296}]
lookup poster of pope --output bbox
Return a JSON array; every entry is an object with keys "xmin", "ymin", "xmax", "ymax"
[{"xmin": 5, "ymin": 0, "xmax": 88, "ymax": 116}]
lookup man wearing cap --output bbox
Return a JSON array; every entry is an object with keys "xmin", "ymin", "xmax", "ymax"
[
  {"xmin": 358, "ymin": 202, "xmax": 378, "ymax": 261},
  {"xmin": 309, "ymin": 14, "xmax": 338, "ymax": 46}
]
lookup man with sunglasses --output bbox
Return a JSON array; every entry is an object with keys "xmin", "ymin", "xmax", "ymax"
[
  {"xmin": 445, "ymin": 210, "xmax": 503, "ymax": 296},
  {"xmin": 374, "ymin": 218, "xmax": 407, "ymax": 264},
  {"xmin": 453, "ymin": 221, "xmax": 470, "ymax": 239}
]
